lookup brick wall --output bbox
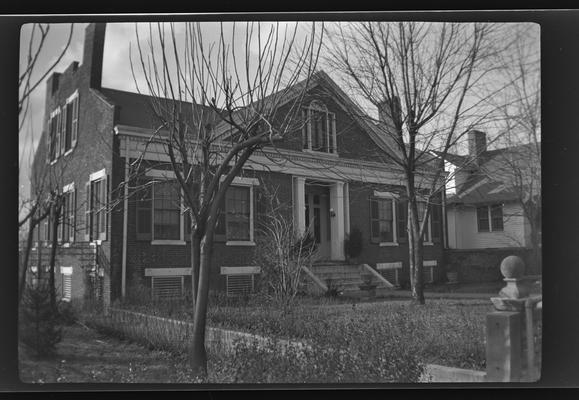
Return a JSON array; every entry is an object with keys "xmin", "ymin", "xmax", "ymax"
[
  {"xmin": 30, "ymin": 23, "xmax": 115, "ymax": 307},
  {"xmin": 27, "ymin": 243, "xmax": 97, "ymax": 303},
  {"xmin": 347, "ymin": 181, "xmax": 445, "ymax": 286},
  {"xmin": 444, "ymin": 248, "xmax": 534, "ymax": 284}
]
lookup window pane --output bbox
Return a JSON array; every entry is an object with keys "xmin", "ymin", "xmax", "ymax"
[
  {"xmin": 491, "ymin": 204, "xmax": 504, "ymax": 231},
  {"xmin": 477, "ymin": 206, "xmax": 490, "ymax": 232},
  {"xmin": 153, "ymin": 181, "xmax": 181, "ymax": 240},
  {"xmin": 226, "ymin": 186, "xmax": 250, "ymax": 241}
]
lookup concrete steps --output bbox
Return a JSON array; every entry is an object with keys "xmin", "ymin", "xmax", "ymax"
[{"xmin": 304, "ymin": 262, "xmax": 392, "ymax": 294}]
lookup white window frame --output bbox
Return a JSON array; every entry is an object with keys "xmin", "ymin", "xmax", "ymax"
[
  {"xmin": 86, "ymin": 168, "xmax": 108, "ymax": 243},
  {"xmin": 477, "ymin": 203, "xmax": 504, "ymax": 233},
  {"xmin": 63, "ymin": 90, "xmax": 79, "ymax": 156},
  {"xmin": 423, "ymin": 260, "xmax": 437, "ymax": 284},
  {"xmin": 61, "ymin": 182, "xmax": 76, "ymax": 246},
  {"xmin": 372, "ymin": 191, "xmax": 399, "ymax": 246},
  {"xmin": 146, "ymin": 169, "xmax": 186, "ymax": 245},
  {"xmin": 302, "ymin": 101, "xmax": 338, "ymax": 155},
  {"xmin": 48, "ymin": 108, "xmax": 61, "ymax": 164},
  {"xmin": 220, "ymin": 176, "xmax": 259, "ymax": 247}
]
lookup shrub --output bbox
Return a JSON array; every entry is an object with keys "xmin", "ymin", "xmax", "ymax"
[
  {"xmin": 254, "ymin": 185, "xmax": 318, "ymax": 306},
  {"xmin": 19, "ymin": 281, "xmax": 62, "ymax": 357}
]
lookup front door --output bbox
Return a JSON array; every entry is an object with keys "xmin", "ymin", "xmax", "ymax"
[{"xmin": 305, "ymin": 185, "xmax": 331, "ymax": 260}]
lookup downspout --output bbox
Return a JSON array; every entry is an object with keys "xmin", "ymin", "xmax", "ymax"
[
  {"xmin": 442, "ymin": 189, "xmax": 448, "ymax": 249},
  {"xmin": 121, "ymin": 135, "xmax": 129, "ymax": 298}
]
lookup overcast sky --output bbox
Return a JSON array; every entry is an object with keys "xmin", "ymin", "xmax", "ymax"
[{"xmin": 18, "ymin": 21, "xmax": 539, "ymax": 215}]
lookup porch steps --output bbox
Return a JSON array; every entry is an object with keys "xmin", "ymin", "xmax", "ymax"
[{"xmin": 305, "ymin": 262, "xmax": 392, "ymax": 293}]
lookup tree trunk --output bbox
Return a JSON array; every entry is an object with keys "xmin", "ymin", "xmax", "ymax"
[
  {"xmin": 407, "ymin": 197, "xmax": 425, "ymax": 305},
  {"xmin": 18, "ymin": 220, "xmax": 37, "ymax": 305},
  {"xmin": 189, "ymin": 234, "xmax": 213, "ymax": 376},
  {"xmin": 190, "ymin": 230, "xmax": 201, "ymax": 308},
  {"xmin": 48, "ymin": 203, "xmax": 60, "ymax": 313}
]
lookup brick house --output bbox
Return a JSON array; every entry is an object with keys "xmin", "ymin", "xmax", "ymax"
[{"xmin": 29, "ymin": 23, "xmax": 445, "ymax": 305}]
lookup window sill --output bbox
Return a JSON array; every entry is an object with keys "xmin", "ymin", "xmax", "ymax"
[
  {"xmin": 64, "ymin": 148, "xmax": 73, "ymax": 157},
  {"xmin": 226, "ymin": 241, "xmax": 256, "ymax": 247},
  {"xmin": 378, "ymin": 242, "xmax": 399, "ymax": 247},
  {"xmin": 151, "ymin": 240, "xmax": 186, "ymax": 246},
  {"xmin": 62, "ymin": 243, "xmax": 71, "ymax": 248},
  {"xmin": 424, "ymin": 242, "xmax": 434, "ymax": 246}
]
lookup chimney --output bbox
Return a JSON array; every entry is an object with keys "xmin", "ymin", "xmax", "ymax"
[
  {"xmin": 378, "ymin": 96, "xmax": 401, "ymax": 125},
  {"xmin": 468, "ymin": 130, "xmax": 487, "ymax": 157},
  {"xmin": 82, "ymin": 23, "xmax": 106, "ymax": 89}
]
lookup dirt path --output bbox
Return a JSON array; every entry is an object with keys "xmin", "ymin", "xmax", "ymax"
[{"xmin": 19, "ymin": 323, "xmax": 196, "ymax": 383}]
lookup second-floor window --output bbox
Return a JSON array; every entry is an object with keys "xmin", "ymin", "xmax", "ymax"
[
  {"xmin": 47, "ymin": 91, "xmax": 79, "ymax": 163},
  {"xmin": 302, "ymin": 101, "xmax": 337, "ymax": 154}
]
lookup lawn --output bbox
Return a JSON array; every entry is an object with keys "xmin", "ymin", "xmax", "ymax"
[{"xmin": 112, "ymin": 294, "xmax": 492, "ymax": 371}]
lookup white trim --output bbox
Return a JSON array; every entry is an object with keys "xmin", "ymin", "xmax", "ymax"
[
  {"xmin": 89, "ymin": 168, "xmax": 106, "ymax": 182},
  {"xmin": 63, "ymin": 182, "xmax": 75, "ymax": 193},
  {"xmin": 424, "ymin": 242, "xmax": 434, "ymax": 246},
  {"xmin": 66, "ymin": 89, "xmax": 79, "ymax": 104},
  {"xmin": 226, "ymin": 241, "xmax": 256, "ymax": 246},
  {"xmin": 379, "ymin": 242, "xmax": 399, "ymax": 247},
  {"xmin": 424, "ymin": 260, "xmax": 438, "ymax": 267},
  {"xmin": 219, "ymin": 176, "xmax": 260, "ymax": 186},
  {"xmin": 220, "ymin": 266, "xmax": 261, "ymax": 275},
  {"xmin": 146, "ymin": 169, "xmax": 177, "ymax": 179},
  {"xmin": 376, "ymin": 262, "xmax": 403, "ymax": 270},
  {"xmin": 145, "ymin": 267, "xmax": 192, "ymax": 277},
  {"xmin": 373, "ymin": 190, "xmax": 399, "ymax": 199},
  {"xmin": 63, "ymin": 148, "xmax": 73, "ymax": 157},
  {"xmin": 151, "ymin": 240, "xmax": 186, "ymax": 246},
  {"xmin": 60, "ymin": 266, "xmax": 73, "ymax": 275}
]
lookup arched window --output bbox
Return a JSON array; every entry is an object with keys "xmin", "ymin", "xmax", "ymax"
[{"xmin": 302, "ymin": 100, "xmax": 337, "ymax": 154}]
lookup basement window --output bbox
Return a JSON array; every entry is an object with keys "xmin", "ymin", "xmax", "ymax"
[
  {"xmin": 226, "ymin": 274, "xmax": 254, "ymax": 297},
  {"xmin": 151, "ymin": 276, "xmax": 184, "ymax": 300},
  {"xmin": 61, "ymin": 266, "xmax": 72, "ymax": 302}
]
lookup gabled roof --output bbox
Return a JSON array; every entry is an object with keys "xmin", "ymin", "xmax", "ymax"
[
  {"xmin": 211, "ymin": 70, "xmax": 403, "ymax": 162},
  {"xmin": 448, "ymin": 179, "xmax": 520, "ymax": 205},
  {"xmin": 444, "ymin": 141, "xmax": 539, "ymax": 205}
]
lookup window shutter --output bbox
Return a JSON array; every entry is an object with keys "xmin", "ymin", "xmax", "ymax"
[
  {"xmin": 61, "ymin": 105, "xmax": 68, "ymax": 152},
  {"xmin": 99, "ymin": 175, "xmax": 108, "ymax": 241},
  {"xmin": 369, "ymin": 198, "xmax": 379, "ymax": 243},
  {"xmin": 397, "ymin": 200, "xmax": 408, "ymax": 243},
  {"xmin": 46, "ymin": 126, "xmax": 52, "ymax": 164},
  {"xmin": 71, "ymin": 95, "xmax": 79, "ymax": 149},
  {"xmin": 57, "ymin": 199, "xmax": 63, "ymax": 242},
  {"xmin": 85, "ymin": 181, "xmax": 91, "ymax": 241},
  {"xmin": 431, "ymin": 204, "xmax": 442, "ymax": 243},
  {"xmin": 56, "ymin": 111, "xmax": 62, "ymax": 157},
  {"xmin": 70, "ymin": 189, "xmax": 76, "ymax": 243}
]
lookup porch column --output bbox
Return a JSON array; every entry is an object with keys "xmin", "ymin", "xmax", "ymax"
[
  {"xmin": 343, "ymin": 182, "xmax": 350, "ymax": 235},
  {"xmin": 293, "ymin": 176, "xmax": 306, "ymax": 235},
  {"xmin": 330, "ymin": 181, "xmax": 345, "ymax": 260}
]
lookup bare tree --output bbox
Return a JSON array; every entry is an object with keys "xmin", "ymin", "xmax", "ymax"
[
  {"xmin": 325, "ymin": 22, "xmax": 504, "ymax": 304},
  {"xmin": 491, "ymin": 25, "xmax": 541, "ymax": 272},
  {"xmin": 129, "ymin": 21, "xmax": 322, "ymax": 374},
  {"xmin": 19, "ymin": 24, "xmax": 74, "ymax": 305}
]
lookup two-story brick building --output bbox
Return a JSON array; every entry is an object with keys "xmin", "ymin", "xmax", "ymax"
[{"xmin": 29, "ymin": 23, "xmax": 445, "ymax": 305}]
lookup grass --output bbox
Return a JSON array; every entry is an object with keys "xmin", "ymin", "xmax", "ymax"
[{"xmin": 109, "ymin": 292, "xmax": 491, "ymax": 371}]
